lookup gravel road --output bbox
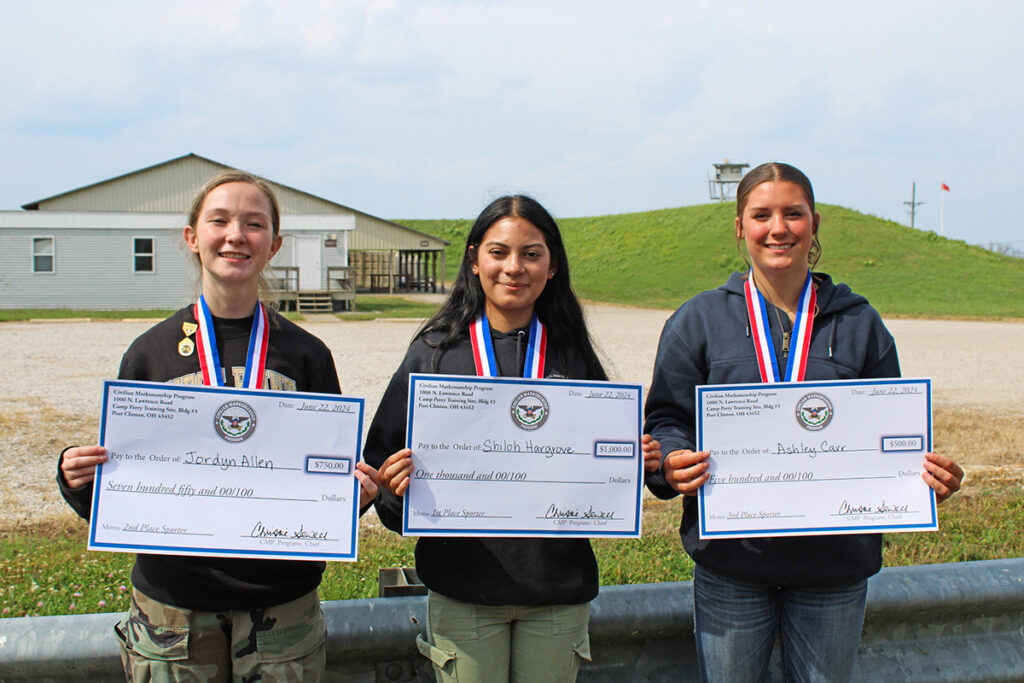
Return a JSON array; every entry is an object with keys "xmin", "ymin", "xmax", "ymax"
[{"xmin": 3, "ymin": 305, "xmax": 1022, "ymax": 531}]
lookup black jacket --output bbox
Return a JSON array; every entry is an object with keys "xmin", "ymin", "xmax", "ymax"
[
  {"xmin": 365, "ymin": 326, "xmax": 600, "ymax": 606},
  {"xmin": 58, "ymin": 306, "xmax": 341, "ymax": 610},
  {"xmin": 644, "ymin": 272, "xmax": 900, "ymax": 586}
]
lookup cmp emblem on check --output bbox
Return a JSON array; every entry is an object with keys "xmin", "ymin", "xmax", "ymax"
[
  {"xmin": 214, "ymin": 400, "xmax": 257, "ymax": 443},
  {"xmin": 510, "ymin": 390, "xmax": 550, "ymax": 431},
  {"xmin": 795, "ymin": 392, "xmax": 834, "ymax": 431}
]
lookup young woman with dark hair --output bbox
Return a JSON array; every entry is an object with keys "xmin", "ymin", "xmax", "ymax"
[
  {"xmin": 644, "ymin": 162, "xmax": 963, "ymax": 682},
  {"xmin": 365, "ymin": 194, "xmax": 660, "ymax": 683},
  {"xmin": 57, "ymin": 170, "xmax": 380, "ymax": 681}
]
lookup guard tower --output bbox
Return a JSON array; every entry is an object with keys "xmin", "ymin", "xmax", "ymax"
[{"xmin": 708, "ymin": 160, "xmax": 749, "ymax": 201}]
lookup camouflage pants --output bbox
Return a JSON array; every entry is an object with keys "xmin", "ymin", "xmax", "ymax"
[{"xmin": 114, "ymin": 588, "xmax": 326, "ymax": 682}]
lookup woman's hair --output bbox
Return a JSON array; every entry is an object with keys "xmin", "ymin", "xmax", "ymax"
[
  {"xmin": 186, "ymin": 169, "xmax": 283, "ymax": 308},
  {"xmin": 419, "ymin": 195, "xmax": 607, "ymax": 380},
  {"xmin": 735, "ymin": 162, "xmax": 821, "ymax": 268}
]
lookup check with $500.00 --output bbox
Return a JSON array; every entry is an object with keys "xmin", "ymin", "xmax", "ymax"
[{"xmin": 697, "ymin": 378, "xmax": 936, "ymax": 539}]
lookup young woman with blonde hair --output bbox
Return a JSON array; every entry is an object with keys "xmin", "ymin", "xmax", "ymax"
[{"xmin": 58, "ymin": 170, "xmax": 379, "ymax": 681}]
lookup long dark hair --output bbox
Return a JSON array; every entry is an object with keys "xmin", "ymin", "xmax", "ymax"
[{"xmin": 419, "ymin": 195, "xmax": 606, "ymax": 380}]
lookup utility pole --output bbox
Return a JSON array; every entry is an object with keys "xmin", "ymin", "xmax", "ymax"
[{"xmin": 903, "ymin": 182, "xmax": 923, "ymax": 229}]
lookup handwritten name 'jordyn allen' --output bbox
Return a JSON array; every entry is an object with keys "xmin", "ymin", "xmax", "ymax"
[
  {"xmin": 773, "ymin": 441, "xmax": 847, "ymax": 458},
  {"xmin": 250, "ymin": 521, "xmax": 328, "ymax": 540},
  {"xmin": 184, "ymin": 450, "xmax": 274, "ymax": 471}
]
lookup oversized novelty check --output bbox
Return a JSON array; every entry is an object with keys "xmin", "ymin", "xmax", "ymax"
[
  {"xmin": 403, "ymin": 374, "xmax": 643, "ymax": 538},
  {"xmin": 89, "ymin": 380, "xmax": 365, "ymax": 561},
  {"xmin": 697, "ymin": 378, "xmax": 936, "ymax": 539}
]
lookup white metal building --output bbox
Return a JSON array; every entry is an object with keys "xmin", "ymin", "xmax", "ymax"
[{"xmin": 2, "ymin": 153, "xmax": 448, "ymax": 310}]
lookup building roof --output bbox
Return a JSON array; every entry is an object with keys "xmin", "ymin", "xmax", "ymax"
[
  {"xmin": 0, "ymin": 210, "xmax": 354, "ymax": 231},
  {"xmin": 21, "ymin": 153, "xmax": 447, "ymax": 248}
]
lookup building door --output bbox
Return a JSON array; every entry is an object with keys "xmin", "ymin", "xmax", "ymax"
[{"xmin": 295, "ymin": 235, "xmax": 321, "ymax": 290}]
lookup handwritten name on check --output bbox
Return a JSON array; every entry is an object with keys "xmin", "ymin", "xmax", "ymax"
[
  {"xmin": 697, "ymin": 378, "xmax": 937, "ymax": 539},
  {"xmin": 404, "ymin": 374, "xmax": 643, "ymax": 538}
]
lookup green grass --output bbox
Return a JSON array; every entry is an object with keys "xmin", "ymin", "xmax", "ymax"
[
  {"xmin": 0, "ymin": 298, "xmax": 436, "ymax": 324},
  {"xmin": 336, "ymin": 295, "xmax": 440, "ymax": 321},
  {"xmin": 8, "ymin": 203, "xmax": 1023, "ymax": 320},
  {"xmin": 0, "ymin": 309, "xmax": 176, "ymax": 322},
  {"xmin": 402, "ymin": 203, "xmax": 1024, "ymax": 318},
  {"xmin": 0, "ymin": 527, "xmax": 134, "ymax": 618},
  {"xmin": 5, "ymin": 482, "xmax": 1021, "ymax": 618}
]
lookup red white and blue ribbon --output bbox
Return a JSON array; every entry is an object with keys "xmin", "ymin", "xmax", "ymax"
[
  {"xmin": 469, "ymin": 312, "xmax": 547, "ymax": 378},
  {"xmin": 743, "ymin": 271, "xmax": 816, "ymax": 383},
  {"xmin": 193, "ymin": 296, "xmax": 269, "ymax": 389}
]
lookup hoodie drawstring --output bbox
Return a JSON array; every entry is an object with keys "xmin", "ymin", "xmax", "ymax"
[
  {"xmin": 827, "ymin": 316, "xmax": 837, "ymax": 359},
  {"xmin": 517, "ymin": 329, "xmax": 526, "ymax": 376}
]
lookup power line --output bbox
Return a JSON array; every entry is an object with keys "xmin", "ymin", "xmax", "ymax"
[{"xmin": 903, "ymin": 182, "xmax": 923, "ymax": 229}]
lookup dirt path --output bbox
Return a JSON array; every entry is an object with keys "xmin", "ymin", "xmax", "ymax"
[{"xmin": 3, "ymin": 308, "xmax": 1021, "ymax": 531}]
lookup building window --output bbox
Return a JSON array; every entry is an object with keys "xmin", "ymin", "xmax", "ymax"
[
  {"xmin": 33, "ymin": 237, "xmax": 54, "ymax": 273},
  {"xmin": 134, "ymin": 237, "xmax": 154, "ymax": 273}
]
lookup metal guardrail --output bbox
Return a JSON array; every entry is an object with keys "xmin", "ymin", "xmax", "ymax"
[{"xmin": 1, "ymin": 559, "xmax": 1022, "ymax": 682}]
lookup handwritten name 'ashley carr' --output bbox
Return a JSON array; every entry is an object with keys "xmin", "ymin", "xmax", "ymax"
[
  {"xmin": 183, "ymin": 451, "xmax": 275, "ymax": 471},
  {"xmin": 481, "ymin": 439, "xmax": 579, "ymax": 456},
  {"xmin": 249, "ymin": 521, "xmax": 329, "ymax": 540},
  {"xmin": 773, "ymin": 441, "xmax": 848, "ymax": 458}
]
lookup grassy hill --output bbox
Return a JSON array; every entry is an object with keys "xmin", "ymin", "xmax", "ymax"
[{"xmin": 402, "ymin": 203, "xmax": 1024, "ymax": 318}]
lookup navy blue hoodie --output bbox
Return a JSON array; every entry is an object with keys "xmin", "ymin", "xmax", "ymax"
[{"xmin": 644, "ymin": 271, "xmax": 899, "ymax": 585}]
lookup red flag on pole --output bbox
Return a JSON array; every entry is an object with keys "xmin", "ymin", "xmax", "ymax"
[{"xmin": 941, "ymin": 183, "xmax": 951, "ymax": 191}]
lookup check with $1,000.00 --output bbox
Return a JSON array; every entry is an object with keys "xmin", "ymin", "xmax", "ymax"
[{"xmin": 404, "ymin": 374, "xmax": 644, "ymax": 538}]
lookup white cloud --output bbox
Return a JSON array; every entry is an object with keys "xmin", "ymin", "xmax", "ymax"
[{"xmin": 0, "ymin": 0, "xmax": 1021, "ymax": 244}]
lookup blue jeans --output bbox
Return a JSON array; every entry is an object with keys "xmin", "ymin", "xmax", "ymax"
[{"xmin": 693, "ymin": 565, "xmax": 867, "ymax": 683}]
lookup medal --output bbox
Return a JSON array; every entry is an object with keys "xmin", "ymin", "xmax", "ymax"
[
  {"xmin": 469, "ymin": 312, "xmax": 547, "ymax": 378},
  {"xmin": 743, "ymin": 270, "xmax": 816, "ymax": 383},
  {"xmin": 178, "ymin": 321, "xmax": 198, "ymax": 357},
  {"xmin": 178, "ymin": 338, "xmax": 195, "ymax": 357},
  {"xmin": 193, "ymin": 296, "xmax": 270, "ymax": 389}
]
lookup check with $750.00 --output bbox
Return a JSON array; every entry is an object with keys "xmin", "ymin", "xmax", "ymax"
[{"xmin": 89, "ymin": 380, "xmax": 365, "ymax": 561}]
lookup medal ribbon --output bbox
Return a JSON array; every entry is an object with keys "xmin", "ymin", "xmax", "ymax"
[
  {"xmin": 469, "ymin": 313, "xmax": 547, "ymax": 378},
  {"xmin": 743, "ymin": 271, "xmax": 816, "ymax": 383},
  {"xmin": 193, "ymin": 296, "xmax": 269, "ymax": 389}
]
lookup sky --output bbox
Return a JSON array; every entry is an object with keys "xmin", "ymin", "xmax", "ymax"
[{"xmin": 1, "ymin": 0, "xmax": 1021, "ymax": 248}]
